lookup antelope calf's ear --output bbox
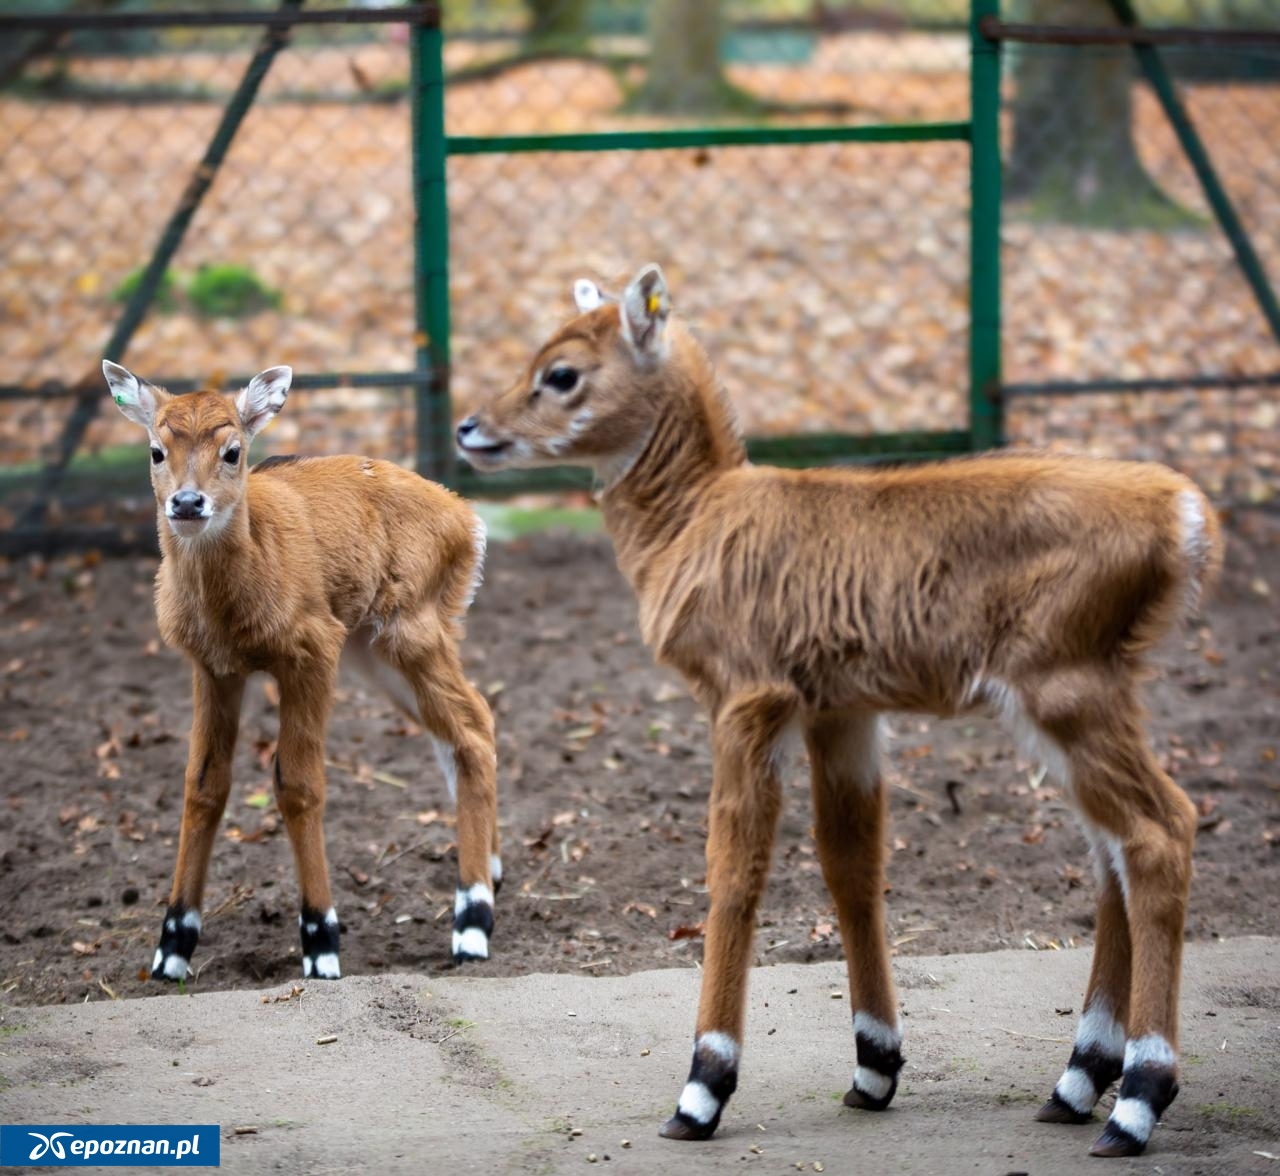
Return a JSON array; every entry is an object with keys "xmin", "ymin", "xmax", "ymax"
[
  {"xmin": 619, "ymin": 263, "xmax": 670, "ymax": 363},
  {"xmin": 235, "ymin": 365, "xmax": 293, "ymax": 439},
  {"xmin": 103, "ymin": 359, "xmax": 167, "ymax": 429}
]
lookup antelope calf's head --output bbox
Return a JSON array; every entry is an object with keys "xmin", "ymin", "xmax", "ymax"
[
  {"xmin": 103, "ymin": 360, "xmax": 292, "ymax": 542},
  {"xmin": 456, "ymin": 263, "xmax": 671, "ymax": 480}
]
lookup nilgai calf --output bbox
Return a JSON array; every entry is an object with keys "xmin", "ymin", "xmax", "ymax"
[
  {"xmin": 105, "ymin": 360, "xmax": 500, "ymax": 982},
  {"xmin": 455, "ymin": 265, "xmax": 1221, "ymax": 1157}
]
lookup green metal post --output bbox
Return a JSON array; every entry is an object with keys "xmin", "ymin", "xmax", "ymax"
[
  {"xmin": 1108, "ymin": 0, "xmax": 1280, "ymax": 347},
  {"xmin": 969, "ymin": 0, "xmax": 1003, "ymax": 451},
  {"xmin": 410, "ymin": 17, "xmax": 454, "ymax": 485}
]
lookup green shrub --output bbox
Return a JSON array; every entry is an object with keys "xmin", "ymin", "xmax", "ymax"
[
  {"xmin": 111, "ymin": 266, "xmax": 179, "ymax": 312},
  {"xmin": 188, "ymin": 264, "xmax": 281, "ymax": 318}
]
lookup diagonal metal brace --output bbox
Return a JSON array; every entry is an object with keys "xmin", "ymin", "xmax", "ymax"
[
  {"xmin": 19, "ymin": 0, "xmax": 306, "ymax": 529},
  {"xmin": 1107, "ymin": 0, "xmax": 1280, "ymax": 349}
]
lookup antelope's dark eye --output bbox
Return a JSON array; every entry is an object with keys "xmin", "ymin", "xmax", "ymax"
[
  {"xmin": 545, "ymin": 366, "xmax": 578, "ymax": 393},
  {"xmin": 150, "ymin": 447, "xmax": 164, "ymax": 465},
  {"xmin": 223, "ymin": 445, "xmax": 241, "ymax": 466}
]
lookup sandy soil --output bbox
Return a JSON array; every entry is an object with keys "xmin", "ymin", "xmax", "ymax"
[{"xmin": 0, "ymin": 511, "xmax": 1276, "ymax": 1008}]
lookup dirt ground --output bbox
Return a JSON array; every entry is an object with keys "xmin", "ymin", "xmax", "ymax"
[{"xmin": 0, "ymin": 510, "xmax": 1277, "ymax": 1008}]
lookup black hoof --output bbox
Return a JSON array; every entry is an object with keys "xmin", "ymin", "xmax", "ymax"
[
  {"xmin": 1035, "ymin": 1093, "xmax": 1094, "ymax": 1125},
  {"xmin": 1090, "ymin": 1123, "xmax": 1146, "ymax": 1158},
  {"xmin": 659, "ymin": 1113, "xmax": 716, "ymax": 1141},
  {"xmin": 843, "ymin": 1085, "xmax": 894, "ymax": 1112}
]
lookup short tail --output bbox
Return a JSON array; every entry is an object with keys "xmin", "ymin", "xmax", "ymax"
[{"xmin": 1176, "ymin": 486, "xmax": 1223, "ymax": 617}]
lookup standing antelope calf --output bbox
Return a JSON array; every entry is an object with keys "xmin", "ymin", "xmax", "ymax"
[
  {"xmin": 104, "ymin": 360, "xmax": 500, "ymax": 982},
  {"xmin": 456, "ymin": 265, "xmax": 1222, "ymax": 1158}
]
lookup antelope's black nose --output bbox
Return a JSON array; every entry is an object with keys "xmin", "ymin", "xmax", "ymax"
[
  {"xmin": 456, "ymin": 416, "xmax": 478, "ymax": 445},
  {"xmin": 169, "ymin": 490, "xmax": 206, "ymax": 520}
]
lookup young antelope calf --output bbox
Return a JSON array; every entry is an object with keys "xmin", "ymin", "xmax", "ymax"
[
  {"xmin": 105, "ymin": 360, "xmax": 499, "ymax": 981},
  {"xmin": 457, "ymin": 266, "xmax": 1223, "ymax": 1158}
]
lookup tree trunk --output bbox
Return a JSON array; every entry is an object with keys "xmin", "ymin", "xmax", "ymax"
[
  {"xmin": 632, "ymin": 0, "xmax": 740, "ymax": 114},
  {"xmin": 526, "ymin": 0, "xmax": 590, "ymax": 53},
  {"xmin": 1007, "ymin": 0, "xmax": 1190, "ymax": 226}
]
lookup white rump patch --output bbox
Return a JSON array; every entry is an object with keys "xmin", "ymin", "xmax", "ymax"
[
  {"xmin": 311, "ymin": 952, "xmax": 341, "ymax": 980},
  {"xmin": 161, "ymin": 953, "xmax": 189, "ymax": 981},
  {"xmin": 1178, "ymin": 488, "xmax": 1210, "ymax": 610},
  {"xmin": 452, "ymin": 927, "xmax": 490, "ymax": 958},
  {"xmin": 676, "ymin": 1080, "xmax": 720, "ymax": 1124},
  {"xmin": 1124, "ymin": 1034, "xmax": 1176, "ymax": 1071},
  {"xmin": 1054, "ymin": 1065, "xmax": 1098, "ymax": 1114},
  {"xmin": 853, "ymin": 1066, "xmax": 894, "ymax": 1101},
  {"xmin": 1075, "ymin": 1001, "xmax": 1125, "ymax": 1058},
  {"xmin": 1109, "ymin": 1097, "xmax": 1158, "ymax": 1142},
  {"xmin": 696, "ymin": 1031, "xmax": 740, "ymax": 1066},
  {"xmin": 853, "ymin": 1011, "xmax": 903, "ymax": 1053},
  {"xmin": 461, "ymin": 516, "xmax": 487, "ymax": 614},
  {"xmin": 454, "ymin": 882, "xmax": 494, "ymax": 917},
  {"xmin": 432, "ymin": 737, "xmax": 458, "ymax": 802}
]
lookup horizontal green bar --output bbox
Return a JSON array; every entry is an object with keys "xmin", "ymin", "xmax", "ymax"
[{"xmin": 447, "ymin": 121, "xmax": 970, "ymax": 156}]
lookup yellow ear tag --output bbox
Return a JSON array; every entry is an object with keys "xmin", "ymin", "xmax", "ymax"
[{"xmin": 647, "ymin": 293, "xmax": 662, "ymax": 315}]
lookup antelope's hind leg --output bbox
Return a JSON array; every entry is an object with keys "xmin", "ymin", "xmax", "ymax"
[
  {"xmin": 805, "ymin": 711, "xmax": 905, "ymax": 1113},
  {"xmin": 153, "ymin": 667, "xmax": 245, "ymax": 981},
  {"xmin": 379, "ymin": 619, "xmax": 499, "ymax": 964}
]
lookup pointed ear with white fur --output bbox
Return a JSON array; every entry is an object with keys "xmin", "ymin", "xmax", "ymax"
[
  {"xmin": 573, "ymin": 278, "xmax": 604, "ymax": 313},
  {"xmin": 620, "ymin": 264, "xmax": 670, "ymax": 364},
  {"xmin": 235, "ymin": 366, "xmax": 292, "ymax": 440},
  {"xmin": 103, "ymin": 359, "xmax": 165, "ymax": 430}
]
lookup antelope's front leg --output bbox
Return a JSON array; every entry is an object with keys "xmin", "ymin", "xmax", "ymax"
[
  {"xmin": 275, "ymin": 662, "xmax": 341, "ymax": 980},
  {"xmin": 153, "ymin": 667, "xmax": 245, "ymax": 981},
  {"xmin": 660, "ymin": 688, "xmax": 794, "ymax": 1141}
]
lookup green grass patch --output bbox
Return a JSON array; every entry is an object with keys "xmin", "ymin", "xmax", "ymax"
[
  {"xmin": 188, "ymin": 264, "xmax": 281, "ymax": 319},
  {"xmin": 473, "ymin": 501, "xmax": 604, "ymax": 542},
  {"xmin": 113, "ymin": 266, "xmax": 180, "ymax": 313}
]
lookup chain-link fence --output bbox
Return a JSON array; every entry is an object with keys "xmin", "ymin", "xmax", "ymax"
[{"xmin": 0, "ymin": 1, "xmax": 1277, "ymax": 552}]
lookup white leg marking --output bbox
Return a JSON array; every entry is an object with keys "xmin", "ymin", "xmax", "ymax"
[
  {"xmin": 432, "ymin": 737, "xmax": 458, "ymax": 803},
  {"xmin": 853, "ymin": 1011, "xmax": 903, "ymax": 1052},
  {"xmin": 696, "ymin": 1032, "xmax": 740, "ymax": 1066},
  {"xmin": 455, "ymin": 883, "xmax": 495, "ymax": 917},
  {"xmin": 1110, "ymin": 1097, "xmax": 1158, "ymax": 1141},
  {"xmin": 1124, "ymin": 1035, "xmax": 1176, "ymax": 1071},
  {"xmin": 303, "ymin": 956, "xmax": 314, "ymax": 979},
  {"xmin": 324, "ymin": 907, "xmax": 339, "ymax": 927},
  {"xmin": 161, "ymin": 953, "xmax": 189, "ymax": 980},
  {"xmin": 180, "ymin": 909, "xmax": 202, "ymax": 932},
  {"xmin": 853, "ymin": 1066, "xmax": 895, "ymax": 1101},
  {"xmin": 151, "ymin": 948, "xmax": 164, "ymax": 974},
  {"xmin": 677, "ymin": 1081, "xmax": 720, "ymax": 1125},
  {"xmin": 490, "ymin": 854, "xmax": 503, "ymax": 886},
  {"xmin": 1075, "ymin": 1001, "xmax": 1126, "ymax": 1058},
  {"xmin": 311, "ymin": 952, "xmax": 341, "ymax": 979},
  {"xmin": 452, "ymin": 927, "xmax": 490, "ymax": 958},
  {"xmin": 1055, "ymin": 1066, "xmax": 1098, "ymax": 1114},
  {"xmin": 164, "ymin": 918, "xmax": 177, "ymax": 933}
]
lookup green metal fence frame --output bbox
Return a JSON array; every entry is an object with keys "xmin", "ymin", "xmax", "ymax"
[
  {"xmin": 4, "ymin": 1, "xmax": 1280, "ymax": 555},
  {"xmin": 413, "ymin": 2, "xmax": 1007, "ymax": 498}
]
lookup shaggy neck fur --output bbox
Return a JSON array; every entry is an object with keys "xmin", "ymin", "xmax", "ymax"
[{"xmin": 601, "ymin": 324, "xmax": 745, "ymax": 596}]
